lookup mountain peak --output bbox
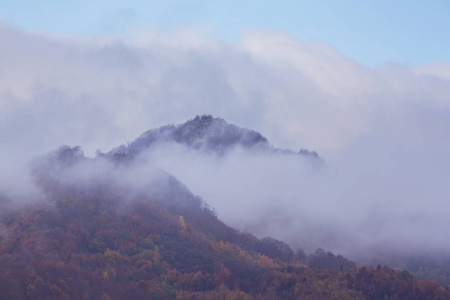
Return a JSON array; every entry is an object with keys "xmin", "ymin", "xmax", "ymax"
[
  {"xmin": 108, "ymin": 115, "xmax": 321, "ymax": 161},
  {"xmin": 173, "ymin": 114, "xmax": 268, "ymax": 150},
  {"xmin": 110, "ymin": 115, "xmax": 272, "ymax": 156}
]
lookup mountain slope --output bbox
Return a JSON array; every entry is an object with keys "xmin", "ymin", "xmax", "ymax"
[{"xmin": 0, "ymin": 145, "xmax": 448, "ymax": 299}]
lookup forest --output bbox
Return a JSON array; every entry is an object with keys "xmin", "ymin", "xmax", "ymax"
[{"xmin": 0, "ymin": 145, "xmax": 448, "ymax": 299}]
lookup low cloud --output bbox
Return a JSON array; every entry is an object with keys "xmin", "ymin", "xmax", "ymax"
[
  {"xmin": 1, "ymin": 22, "xmax": 450, "ymax": 259},
  {"xmin": 141, "ymin": 137, "xmax": 450, "ymax": 258}
]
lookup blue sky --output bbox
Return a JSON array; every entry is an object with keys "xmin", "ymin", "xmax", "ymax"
[{"xmin": 0, "ymin": 0, "xmax": 449, "ymax": 67}]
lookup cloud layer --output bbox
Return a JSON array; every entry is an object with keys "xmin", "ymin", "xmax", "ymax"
[{"xmin": 1, "ymin": 22, "xmax": 450, "ymax": 259}]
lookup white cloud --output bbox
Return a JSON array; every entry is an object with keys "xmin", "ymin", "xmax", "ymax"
[
  {"xmin": 415, "ymin": 62, "xmax": 450, "ymax": 81},
  {"xmin": 1, "ymin": 23, "xmax": 450, "ymax": 259}
]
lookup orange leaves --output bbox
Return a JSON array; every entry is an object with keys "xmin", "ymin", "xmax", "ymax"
[
  {"xmin": 178, "ymin": 216, "xmax": 187, "ymax": 230},
  {"xmin": 255, "ymin": 254, "xmax": 280, "ymax": 269}
]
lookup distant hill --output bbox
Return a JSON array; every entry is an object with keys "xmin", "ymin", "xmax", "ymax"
[
  {"xmin": 0, "ymin": 144, "xmax": 448, "ymax": 299},
  {"xmin": 109, "ymin": 115, "xmax": 319, "ymax": 158}
]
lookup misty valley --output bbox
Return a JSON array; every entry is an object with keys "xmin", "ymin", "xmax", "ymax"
[{"xmin": 0, "ymin": 115, "xmax": 449, "ymax": 299}]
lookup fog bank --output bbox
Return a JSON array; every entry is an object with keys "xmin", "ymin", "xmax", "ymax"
[{"xmin": 1, "ymin": 23, "xmax": 450, "ymax": 259}]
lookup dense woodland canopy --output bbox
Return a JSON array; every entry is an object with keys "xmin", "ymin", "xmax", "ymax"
[{"xmin": 0, "ymin": 145, "xmax": 448, "ymax": 299}]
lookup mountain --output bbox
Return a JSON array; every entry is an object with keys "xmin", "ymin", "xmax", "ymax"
[
  {"xmin": 0, "ymin": 117, "xmax": 449, "ymax": 299},
  {"xmin": 0, "ymin": 145, "xmax": 448, "ymax": 299},
  {"xmin": 109, "ymin": 115, "xmax": 319, "ymax": 158}
]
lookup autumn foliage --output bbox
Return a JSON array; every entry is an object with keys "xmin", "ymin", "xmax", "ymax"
[{"xmin": 0, "ymin": 147, "xmax": 448, "ymax": 299}]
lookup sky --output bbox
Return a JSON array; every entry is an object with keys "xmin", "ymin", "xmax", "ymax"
[
  {"xmin": 0, "ymin": 0, "xmax": 449, "ymax": 67},
  {"xmin": 1, "ymin": 1, "xmax": 450, "ymax": 259}
]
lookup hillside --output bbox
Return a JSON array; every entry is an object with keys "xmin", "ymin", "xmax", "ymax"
[{"xmin": 0, "ymin": 145, "xmax": 448, "ymax": 299}]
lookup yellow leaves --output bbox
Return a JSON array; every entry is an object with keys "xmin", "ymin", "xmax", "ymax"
[
  {"xmin": 255, "ymin": 254, "xmax": 280, "ymax": 269},
  {"xmin": 100, "ymin": 293, "xmax": 112, "ymax": 300},
  {"xmin": 25, "ymin": 266, "xmax": 44, "ymax": 297},
  {"xmin": 25, "ymin": 266, "xmax": 69, "ymax": 299},
  {"xmin": 102, "ymin": 271, "xmax": 109, "ymax": 279},
  {"xmin": 218, "ymin": 241, "xmax": 240, "ymax": 257},
  {"xmin": 102, "ymin": 264, "xmax": 117, "ymax": 280},
  {"xmin": 239, "ymin": 250, "xmax": 247, "ymax": 259},
  {"xmin": 178, "ymin": 216, "xmax": 186, "ymax": 229},
  {"xmin": 104, "ymin": 249, "xmax": 121, "ymax": 264}
]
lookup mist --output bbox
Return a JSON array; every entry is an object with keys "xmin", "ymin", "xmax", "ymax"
[
  {"xmin": 1, "ymin": 22, "xmax": 450, "ymax": 261},
  {"xmin": 136, "ymin": 130, "xmax": 450, "ymax": 259}
]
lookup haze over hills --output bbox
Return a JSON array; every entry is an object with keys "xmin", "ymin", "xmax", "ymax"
[
  {"xmin": 1, "ymin": 5, "xmax": 450, "ymax": 297},
  {"xmin": 106, "ymin": 115, "xmax": 450, "ymax": 288},
  {"xmin": 104, "ymin": 116, "xmax": 450, "ymax": 260},
  {"xmin": 0, "ymin": 122, "xmax": 449, "ymax": 298},
  {"xmin": 30, "ymin": 115, "xmax": 321, "ymax": 250},
  {"xmin": 0, "ymin": 115, "xmax": 449, "ymax": 298}
]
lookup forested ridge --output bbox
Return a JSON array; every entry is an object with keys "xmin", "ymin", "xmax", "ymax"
[
  {"xmin": 0, "ymin": 147, "xmax": 448, "ymax": 299},
  {"xmin": 0, "ymin": 117, "xmax": 449, "ymax": 299},
  {"xmin": 1, "ymin": 185, "xmax": 448, "ymax": 299}
]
